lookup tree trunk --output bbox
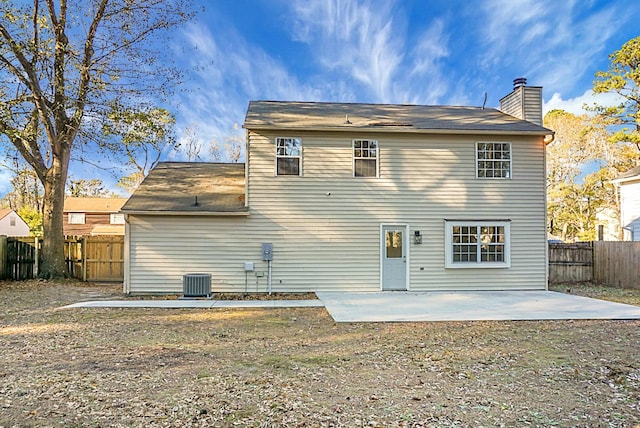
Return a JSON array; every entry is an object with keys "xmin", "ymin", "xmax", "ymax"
[{"xmin": 39, "ymin": 152, "xmax": 70, "ymax": 278}]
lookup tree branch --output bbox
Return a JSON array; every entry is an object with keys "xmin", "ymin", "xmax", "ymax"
[
  {"xmin": 0, "ymin": 21, "xmax": 56, "ymax": 149},
  {"xmin": 69, "ymin": 0, "xmax": 108, "ymax": 137}
]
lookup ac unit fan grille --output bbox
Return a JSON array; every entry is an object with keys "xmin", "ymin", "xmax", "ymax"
[{"xmin": 183, "ymin": 273, "xmax": 211, "ymax": 298}]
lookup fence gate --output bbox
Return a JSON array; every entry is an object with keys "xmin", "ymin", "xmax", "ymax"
[
  {"xmin": 4, "ymin": 237, "xmax": 41, "ymax": 280},
  {"xmin": 82, "ymin": 236, "xmax": 124, "ymax": 282},
  {"xmin": 0, "ymin": 236, "xmax": 6, "ymax": 279},
  {"xmin": 548, "ymin": 242, "xmax": 594, "ymax": 283}
]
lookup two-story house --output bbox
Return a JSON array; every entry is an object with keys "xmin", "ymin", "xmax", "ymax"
[
  {"xmin": 121, "ymin": 79, "xmax": 553, "ymax": 294},
  {"xmin": 64, "ymin": 197, "xmax": 128, "ymax": 236}
]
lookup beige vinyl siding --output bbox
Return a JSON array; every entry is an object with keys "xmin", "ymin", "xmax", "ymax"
[
  {"xmin": 127, "ymin": 130, "xmax": 547, "ymax": 293},
  {"xmin": 499, "ymin": 86, "xmax": 543, "ymax": 126},
  {"xmin": 247, "ymin": 130, "xmax": 546, "ymax": 291},
  {"xmin": 126, "ymin": 214, "xmax": 380, "ymax": 293}
]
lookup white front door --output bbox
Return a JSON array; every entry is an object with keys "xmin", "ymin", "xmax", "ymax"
[{"xmin": 382, "ymin": 225, "xmax": 407, "ymax": 291}]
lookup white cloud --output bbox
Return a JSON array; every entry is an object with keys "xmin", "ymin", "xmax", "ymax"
[
  {"xmin": 173, "ymin": 20, "xmax": 350, "ymax": 161},
  {"xmin": 0, "ymin": 168, "xmax": 14, "ymax": 196},
  {"xmin": 478, "ymin": 0, "xmax": 624, "ymax": 95},
  {"xmin": 405, "ymin": 19, "xmax": 450, "ymax": 104},
  {"xmin": 287, "ymin": 1, "xmax": 458, "ymax": 105},
  {"xmin": 289, "ymin": 0, "xmax": 405, "ymax": 102},
  {"xmin": 543, "ymin": 90, "xmax": 626, "ymax": 115}
]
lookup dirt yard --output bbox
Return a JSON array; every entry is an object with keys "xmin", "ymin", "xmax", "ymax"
[{"xmin": 1, "ymin": 280, "xmax": 639, "ymax": 427}]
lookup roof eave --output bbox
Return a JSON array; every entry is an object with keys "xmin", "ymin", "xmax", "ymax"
[
  {"xmin": 612, "ymin": 175, "xmax": 640, "ymax": 185},
  {"xmin": 243, "ymin": 125, "xmax": 552, "ymax": 136},
  {"xmin": 121, "ymin": 210, "xmax": 249, "ymax": 216}
]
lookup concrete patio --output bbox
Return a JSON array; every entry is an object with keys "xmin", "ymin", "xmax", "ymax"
[{"xmin": 316, "ymin": 290, "xmax": 640, "ymax": 322}]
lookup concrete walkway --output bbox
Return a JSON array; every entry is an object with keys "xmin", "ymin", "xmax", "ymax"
[
  {"xmin": 316, "ymin": 291, "xmax": 640, "ymax": 322},
  {"xmin": 61, "ymin": 291, "xmax": 640, "ymax": 323},
  {"xmin": 62, "ymin": 299, "xmax": 323, "ymax": 309}
]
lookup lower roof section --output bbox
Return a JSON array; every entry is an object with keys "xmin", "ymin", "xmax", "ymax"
[{"xmin": 121, "ymin": 162, "xmax": 247, "ymax": 214}]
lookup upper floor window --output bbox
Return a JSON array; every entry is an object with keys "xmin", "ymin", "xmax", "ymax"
[
  {"xmin": 10, "ymin": 216, "xmax": 16, "ymax": 226},
  {"xmin": 444, "ymin": 220, "xmax": 511, "ymax": 268},
  {"xmin": 476, "ymin": 142, "xmax": 511, "ymax": 178},
  {"xmin": 68, "ymin": 213, "xmax": 85, "ymax": 224},
  {"xmin": 353, "ymin": 139, "xmax": 378, "ymax": 177},
  {"xmin": 110, "ymin": 213, "xmax": 125, "ymax": 224},
  {"xmin": 276, "ymin": 137, "xmax": 301, "ymax": 176}
]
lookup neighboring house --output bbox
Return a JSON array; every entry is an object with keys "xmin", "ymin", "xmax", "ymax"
[
  {"xmin": 122, "ymin": 79, "xmax": 554, "ymax": 294},
  {"xmin": 613, "ymin": 165, "xmax": 640, "ymax": 241},
  {"xmin": 0, "ymin": 209, "xmax": 30, "ymax": 237},
  {"xmin": 64, "ymin": 197, "xmax": 128, "ymax": 236},
  {"xmin": 595, "ymin": 207, "xmax": 620, "ymax": 241}
]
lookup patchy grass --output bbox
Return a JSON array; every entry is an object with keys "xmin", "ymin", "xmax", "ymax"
[
  {"xmin": 550, "ymin": 282, "xmax": 640, "ymax": 306},
  {"xmin": 0, "ymin": 279, "xmax": 639, "ymax": 427}
]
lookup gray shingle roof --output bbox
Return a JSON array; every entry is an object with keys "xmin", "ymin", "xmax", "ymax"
[
  {"xmin": 614, "ymin": 165, "xmax": 640, "ymax": 183},
  {"xmin": 243, "ymin": 101, "xmax": 552, "ymax": 135},
  {"xmin": 121, "ymin": 163, "xmax": 247, "ymax": 214}
]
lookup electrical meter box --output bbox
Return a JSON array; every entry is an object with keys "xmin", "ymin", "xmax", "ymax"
[{"xmin": 261, "ymin": 243, "xmax": 273, "ymax": 261}]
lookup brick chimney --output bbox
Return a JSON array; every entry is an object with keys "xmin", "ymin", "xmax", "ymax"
[{"xmin": 499, "ymin": 77, "xmax": 543, "ymax": 126}]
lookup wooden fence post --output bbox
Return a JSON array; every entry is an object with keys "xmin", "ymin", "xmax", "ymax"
[
  {"xmin": 33, "ymin": 237, "xmax": 39, "ymax": 278},
  {"xmin": 0, "ymin": 235, "xmax": 6, "ymax": 280},
  {"xmin": 82, "ymin": 236, "xmax": 87, "ymax": 282}
]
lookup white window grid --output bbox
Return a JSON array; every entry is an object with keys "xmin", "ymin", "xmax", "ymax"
[
  {"xmin": 476, "ymin": 142, "xmax": 511, "ymax": 178},
  {"xmin": 445, "ymin": 221, "xmax": 510, "ymax": 268},
  {"xmin": 110, "ymin": 213, "xmax": 125, "ymax": 224},
  {"xmin": 68, "ymin": 213, "xmax": 85, "ymax": 224},
  {"xmin": 275, "ymin": 137, "xmax": 302, "ymax": 176},
  {"xmin": 353, "ymin": 139, "xmax": 378, "ymax": 177}
]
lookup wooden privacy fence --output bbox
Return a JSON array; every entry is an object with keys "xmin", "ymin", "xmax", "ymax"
[
  {"xmin": 0, "ymin": 236, "xmax": 40, "ymax": 280},
  {"xmin": 548, "ymin": 242, "xmax": 593, "ymax": 283},
  {"xmin": 0, "ymin": 236, "xmax": 4, "ymax": 279},
  {"xmin": 1, "ymin": 235, "xmax": 124, "ymax": 282},
  {"xmin": 593, "ymin": 241, "xmax": 640, "ymax": 289},
  {"xmin": 549, "ymin": 241, "xmax": 640, "ymax": 289}
]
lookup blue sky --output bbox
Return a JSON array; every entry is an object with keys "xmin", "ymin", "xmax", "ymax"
[
  {"xmin": 1, "ymin": 0, "xmax": 639, "ymax": 196},
  {"xmin": 172, "ymin": 0, "xmax": 638, "ymax": 157}
]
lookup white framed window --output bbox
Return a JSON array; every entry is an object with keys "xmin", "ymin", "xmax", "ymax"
[
  {"xmin": 68, "ymin": 213, "xmax": 85, "ymax": 224},
  {"xmin": 444, "ymin": 220, "xmax": 511, "ymax": 268},
  {"xmin": 353, "ymin": 139, "xmax": 378, "ymax": 177},
  {"xmin": 10, "ymin": 216, "xmax": 16, "ymax": 227},
  {"xmin": 476, "ymin": 142, "xmax": 511, "ymax": 178},
  {"xmin": 110, "ymin": 213, "xmax": 125, "ymax": 224},
  {"xmin": 275, "ymin": 137, "xmax": 301, "ymax": 176}
]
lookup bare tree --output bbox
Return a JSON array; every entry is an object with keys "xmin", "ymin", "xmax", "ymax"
[
  {"xmin": 180, "ymin": 123, "xmax": 203, "ymax": 161},
  {"xmin": 0, "ymin": 0, "xmax": 194, "ymax": 277}
]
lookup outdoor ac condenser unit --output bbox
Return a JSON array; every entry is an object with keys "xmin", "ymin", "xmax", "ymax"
[{"xmin": 182, "ymin": 273, "xmax": 211, "ymax": 298}]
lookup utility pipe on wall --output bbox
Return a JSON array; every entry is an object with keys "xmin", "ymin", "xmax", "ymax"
[{"xmin": 268, "ymin": 260, "xmax": 272, "ymax": 295}]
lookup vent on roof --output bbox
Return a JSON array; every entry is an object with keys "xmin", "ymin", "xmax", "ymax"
[
  {"xmin": 368, "ymin": 121, "xmax": 414, "ymax": 127},
  {"xmin": 513, "ymin": 77, "xmax": 527, "ymax": 88}
]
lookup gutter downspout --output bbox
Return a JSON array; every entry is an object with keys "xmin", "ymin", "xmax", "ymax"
[{"xmin": 123, "ymin": 214, "xmax": 131, "ymax": 294}]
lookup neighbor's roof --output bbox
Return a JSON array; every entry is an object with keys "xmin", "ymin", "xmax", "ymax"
[
  {"xmin": 90, "ymin": 225, "xmax": 125, "ymax": 235},
  {"xmin": 121, "ymin": 163, "xmax": 247, "ymax": 215},
  {"xmin": 613, "ymin": 165, "xmax": 640, "ymax": 184},
  {"xmin": 64, "ymin": 197, "xmax": 128, "ymax": 213},
  {"xmin": 243, "ymin": 101, "xmax": 552, "ymax": 135},
  {"xmin": 0, "ymin": 209, "xmax": 15, "ymax": 221}
]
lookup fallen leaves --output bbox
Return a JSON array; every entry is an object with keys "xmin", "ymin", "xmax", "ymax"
[{"xmin": 0, "ymin": 280, "xmax": 639, "ymax": 426}]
